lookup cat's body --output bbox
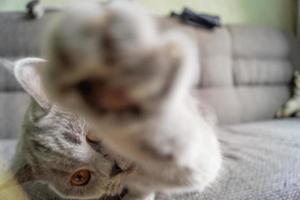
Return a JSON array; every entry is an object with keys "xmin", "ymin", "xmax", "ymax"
[
  {"xmin": 8, "ymin": 58, "xmax": 134, "ymax": 200},
  {"xmin": 41, "ymin": 1, "xmax": 221, "ymax": 199},
  {"xmin": 8, "ymin": 1, "xmax": 221, "ymax": 200}
]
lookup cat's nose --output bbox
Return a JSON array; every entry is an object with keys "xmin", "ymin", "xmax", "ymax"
[{"xmin": 110, "ymin": 161, "xmax": 124, "ymax": 177}]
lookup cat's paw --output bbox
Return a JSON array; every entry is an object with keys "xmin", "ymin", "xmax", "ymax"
[{"xmin": 41, "ymin": 1, "xmax": 198, "ymax": 132}]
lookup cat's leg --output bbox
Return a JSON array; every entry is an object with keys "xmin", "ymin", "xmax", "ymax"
[{"xmin": 41, "ymin": 0, "xmax": 221, "ymax": 194}]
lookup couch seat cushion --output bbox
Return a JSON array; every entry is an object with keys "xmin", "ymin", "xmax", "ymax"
[{"xmin": 158, "ymin": 119, "xmax": 300, "ymax": 200}]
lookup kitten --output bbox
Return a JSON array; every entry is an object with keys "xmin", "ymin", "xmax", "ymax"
[
  {"xmin": 6, "ymin": 58, "xmax": 133, "ymax": 200},
  {"xmin": 40, "ymin": 1, "xmax": 222, "ymax": 200}
]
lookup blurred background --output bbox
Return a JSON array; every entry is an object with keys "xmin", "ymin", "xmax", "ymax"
[{"xmin": 0, "ymin": 0, "xmax": 297, "ymax": 33}]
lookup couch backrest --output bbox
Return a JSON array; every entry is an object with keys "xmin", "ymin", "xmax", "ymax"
[
  {"xmin": 0, "ymin": 11, "xmax": 296, "ymax": 140},
  {"xmin": 0, "ymin": 11, "xmax": 54, "ymax": 139},
  {"xmin": 195, "ymin": 25, "xmax": 295, "ymax": 124},
  {"xmin": 0, "ymin": 61, "xmax": 29, "ymax": 139}
]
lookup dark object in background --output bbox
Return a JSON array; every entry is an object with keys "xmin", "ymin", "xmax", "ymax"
[
  {"xmin": 26, "ymin": 0, "xmax": 45, "ymax": 19},
  {"xmin": 171, "ymin": 8, "xmax": 221, "ymax": 29}
]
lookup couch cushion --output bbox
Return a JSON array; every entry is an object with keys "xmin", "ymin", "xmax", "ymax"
[
  {"xmin": 196, "ymin": 25, "xmax": 294, "ymax": 124},
  {"xmin": 229, "ymin": 26, "xmax": 291, "ymax": 59},
  {"xmin": 0, "ymin": 92, "xmax": 30, "ymax": 139},
  {"xmin": 233, "ymin": 59, "xmax": 293, "ymax": 85},
  {"xmin": 0, "ymin": 12, "xmax": 58, "ymax": 58},
  {"xmin": 195, "ymin": 85, "xmax": 290, "ymax": 124},
  {"xmin": 0, "ymin": 58, "xmax": 23, "ymax": 91},
  {"xmin": 197, "ymin": 28, "xmax": 233, "ymax": 87},
  {"xmin": 0, "ymin": 57, "xmax": 30, "ymax": 140},
  {"xmin": 224, "ymin": 118, "xmax": 300, "ymax": 133},
  {"xmin": 158, "ymin": 119, "xmax": 300, "ymax": 199}
]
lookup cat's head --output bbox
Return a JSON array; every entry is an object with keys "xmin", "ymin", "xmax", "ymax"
[
  {"xmin": 41, "ymin": 0, "xmax": 199, "ymax": 134},
  {"xmin": 9, "ymin": 58, "xmax": 133, "ymax": 199}
]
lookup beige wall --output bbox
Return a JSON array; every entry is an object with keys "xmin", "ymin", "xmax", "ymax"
[
  {"xmin": 0, "ymin": 0, "xmax": 297, "ymax": 33},
  {"xmin": 140, "ymin": 0, "xmax": 297, "ymax": 33}
]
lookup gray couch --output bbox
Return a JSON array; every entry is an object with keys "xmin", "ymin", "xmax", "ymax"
[{"xmin": 0, "ymin": 11, "xmax": 300, "ymax": 200}]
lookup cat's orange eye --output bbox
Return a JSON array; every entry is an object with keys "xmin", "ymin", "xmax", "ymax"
[{"xmin": 70, "ymin": 169, "xmax": 91, "ymax": 186}]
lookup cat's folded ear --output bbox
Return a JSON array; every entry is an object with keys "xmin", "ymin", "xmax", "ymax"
[{"xmin": 14, "ymin": 58, "xmax": 51, "ymax": 111}]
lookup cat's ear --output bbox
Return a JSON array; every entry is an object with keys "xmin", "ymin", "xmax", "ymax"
[{"xmin": 14, "ymin": 58, "xmax": 51, "ymax": 110}]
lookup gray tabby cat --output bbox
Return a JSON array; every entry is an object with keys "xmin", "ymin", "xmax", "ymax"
[
  {"xmin": 39, "ymin": 1, "xmax": 222, "ymax": 200},
  {"xmin": 8, "ymin": 58, "xmax": 134, "ymax": 200}
]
